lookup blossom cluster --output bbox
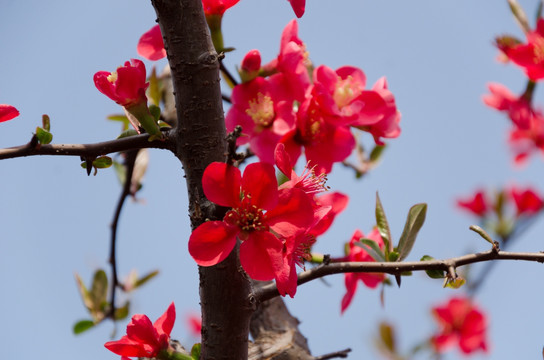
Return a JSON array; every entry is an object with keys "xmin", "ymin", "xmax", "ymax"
[
  {"xmin": 189, "ymin": 144, "xmax": 348, "ymax": 297},
  {"xmin": 485, "ymin": 18, "xmax": 544, "ymax": 164},
  {"xmin": 226, "ymin": 20, "xmax": 401, "ymax": 174}
]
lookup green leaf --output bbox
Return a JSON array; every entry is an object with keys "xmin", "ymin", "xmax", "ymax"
[
  {"xmin": 73, "ymin": 319, "xmax": 95, "ymax": 335},
  {"xmin": 387, "ymin": 251, "xmax": 399, "ymax": 262},
  {"xmin": 191, "ymin": 343, "xmax": 201, "ymax": 360},
  {"xmin": 90, "ymin": 269, "xmax": 108, "ymax": 312},
  {"xmin": 378, "ymin": 322, "xmax": 396, "ymax": 353},
  {"xmin": 355, "ymin": 239, "xmax": 386, "ymax": 262},
  {"xmin": 107, "ymin": 114, "xmax": 130, "ymax": 131},
  {"xmin": 117, "ymin": 129, "xmax": 140, "ymax": 139},
  {"xmin": 375, "ymin": 192, "xmax": 392, "ymax": 256},
  {"xmin": 74, "ymin": 273, "xmax": 93, "ymax": 311},
  {"xmin": 148, "ymin": 67, "xmax": 161, "ymax": 106},
  {"xmin": 35, "ymin": 127, "xmax": 53, "ymax": 145},
  {"xmin": 114, "ymin": 301, "xmax": 130, "ymax": 320},
  {"xmin": 469, "ymin": 225, "xmax": 494, "ymax": 245},
  {"xmin": 369, "ymin": 144, "xmax": 386, "ymax": 163},
  {"xmin": 42, "ymin": 114, "xmax": 51, "ymax": 131},
  {"xmin": 420, "ymin": 255, "xmax": 445, "ymax": 279},
  {"xmin": 396, "ymin": 203, "xmax": 427, "ymax": 261},
  {"xmin": 134, "ymin": 270, "xmax": 160, "ymax": 289},
  {"xmin": 93, "ymin": 156, "xmax": 113, "ymax": 169}
]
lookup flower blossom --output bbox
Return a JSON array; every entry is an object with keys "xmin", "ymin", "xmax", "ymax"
[
  {"xmin": 104, "ymin": 302, "xmax": 176, "ymax": 359},
  {"xmin": 94, "ymin": 59, "xmax": 148, "ymax": 109},
  {"xmin": 510, "ymin": 185, "xmax": 544, "ymax": 215},
  {"xmin": 0, "ymin": 104, "xmax": 19, "ymax": 123},
  {"xmin": 341, "ymin": 228, "xmax": 385, "ymax": 313},
  {"xmin": 288, "ymin": 0, "xmax": 305, "ymax": 18},
  {"xmin": 202, "ymin": 0, "xmax": 240, "ymax": 16},
  {"xmin": 496, "ymin": 18, "xmax": 544, "ymax": 81},
  {"xmin": 137, "ymin": 25, "xmax": 166, "ymax": 61},
  {"xmin": 186, "ymin": 313, "xmax": 202, "ymax": 338},
  {"xmin": 431, "ymin": 297, "xmax": 488, "ymax": 355},
  {"xmin": 483, "ymin": 82, "xmax": 533, "ymax": 130},
  {"xmin": 456, "ymin": 190, "xmax": 489, "ymax": 217},
  {"xmin": 188, "ymin": 161, "xmax": 314, "ymax": 296}
]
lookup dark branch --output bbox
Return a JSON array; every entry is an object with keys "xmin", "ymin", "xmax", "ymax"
[
  {"xmin": 0, "ymin": 131, "xmax": 173, "ymax": 160},
  {"xmin": 107, "ymin": 149, "xmax": 139, "ymax": 319},
  {"xmin": 255, "ymin": 249, "xmax": 544, "ymax": 302},
  {"xmin": 314, "ymin": 348, "xmax": 352, "ymax": 360}
]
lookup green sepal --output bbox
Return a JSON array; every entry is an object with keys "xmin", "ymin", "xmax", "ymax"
[
  {"xmin": 375, "ymin": 192, "xmax": 392, "ymax": 257},
  {"xmin": 354, "ymin": 239, "xmax": 386, "ymax": 262},
  {"xmin": 420, "ymin": 255, "xmax": 445, "ymax": 279},
  {"xmin": 73, "ymin": 319, "xmax": 95, "ymax": 335},
  {"xmin": 396, "ymin": 203, "xmax": 427, "ymax": 261},
  {"xmin": 149, "ymin": 104, "xmax": 161, "ymax": 121}
]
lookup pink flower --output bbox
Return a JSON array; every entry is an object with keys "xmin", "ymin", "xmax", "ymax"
[
  {"xmin": 508, "ymin": 112, "xmax": 544, "ymax": 164},
  {"xmin": 94, "ymin": 59, "xmax": 148, "ymax": 109},
  {"xmin": 497, "ymin": 18, "xmax": 544, "ymax": 81},
  {"xmin": 341, "ymin": 229, "xmax": 385, "ymax": 313},
  {"xmin": 188, "ymin": 162, "xmax": 314, "ymax": 291},
  {"xmin": 510, "ymin": 185, "xmax": 544, "ymax": 215},
  {"xmin": 104, "ymin": 302, "xmax": 176, "ymax": 359},
  {"xmin": 225, "ymin": 75, "xmax": 296, "ymax": 163},
  {"xmin": 186, "ymin": 313, "xmax": 202, "ymax": 338},
  {"xmin": 456, "ymin": 190, "xmax": 489, "ymax": 217},
  {"xmin": 0, "ymin": 104, "xmax": 19, "ymax": 123},
  {"xmin": 431, "ymin": 297, "xmax": 488, "ymax": 355},
  {"xmin": 288, "ymin": 0, "xmax": 305, "ymax": 18},
  {"xmin": 202, "ymin": 0, "xmax": 240, "ymax": 16},
  {"xmin": 483, "ymin": 83, "xmax": 533, "ymax": 129},
  {"xmin": 137, "ymin": 25, "xmax": 166, "ymax": 61}
]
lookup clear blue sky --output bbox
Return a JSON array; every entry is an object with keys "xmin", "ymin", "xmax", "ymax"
[{"xmin": 1, "ymin": 1, "xmax": 544, "ymax": 359}]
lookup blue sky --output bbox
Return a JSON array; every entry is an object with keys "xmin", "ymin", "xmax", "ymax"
[{"xmin": 2, "ymin": 1, "xmax": 544, "ymax": 359}]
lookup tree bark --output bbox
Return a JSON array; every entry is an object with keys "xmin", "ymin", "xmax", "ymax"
[{"xmin": 151, "ymin": 0, "xmax": 254, "ymax": 358}]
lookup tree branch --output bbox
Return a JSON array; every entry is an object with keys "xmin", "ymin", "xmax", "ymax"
[
  {"xmin": 0, "ymin": 131, "xmax": 173, "ymax": 160},
  {"xmin": 255, "ymin": 249, "xmax": 544, "ymax": 302}
]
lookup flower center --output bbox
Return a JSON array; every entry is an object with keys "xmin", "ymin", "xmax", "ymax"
[
  {"xmin": 107, "ymin": 71, "xmax": 118, "ymax": 83},
  {"xmin": 533, "ymin": 36, "xmax": 544, "ymax": 64},
  {"xmin": 246, "ymin": 93, "xmax": 275, "ymax": 128},
  {"xmin": 333, "ymin": 75, "xmax": 360, "ymax": 109},
  {"xmin": 225, "ymin": 196, "xmax": 269, "ymax": 234}
]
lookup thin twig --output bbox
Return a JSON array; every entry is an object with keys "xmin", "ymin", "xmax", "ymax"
[
  {"xmin": 220, "ymin": 61, "xmax": 239, "ymax": 87},
  {"xmin": 255, "ymin": 250, "xmax": 544, "ymax": 302},
  {"xmin": 107, "ymin": 149, "xmax": 139, "ymax": 319},
  {"xmin": 0, "ymin": 131, "xmax": 173, "ymax": 160},
  {"xmin": 314, "ymin": 348, "xmax": 351, "ymax": 360}
]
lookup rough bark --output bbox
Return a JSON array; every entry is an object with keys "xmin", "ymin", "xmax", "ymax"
[{"xmin": 151, "ymin": 0, "xmax": 254, "ymax": 358}]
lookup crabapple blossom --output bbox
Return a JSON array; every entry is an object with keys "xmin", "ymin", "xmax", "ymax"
[
  {"xmin": 137, "ymin": 25, "xmax": 166, "ymax": 61},
  {"xmin": 510, "ymin": 185, "xmax": 544, "ymax": 215},
  {"xmin": 456, "ymin": 190, "xmax": 489, "ymax": 217}
]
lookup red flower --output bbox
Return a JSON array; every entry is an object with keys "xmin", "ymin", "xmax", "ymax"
[
  {"xmin": 186, "ymin": 313, "xmax": 202, "ymax": 338},
  {"xmin": 94, "ymin": 59, "xmax": 148, "ymax": 109},
  {"xmin": 431, "ymin": 297, "xmax": 488, "ymax": 355},
  {"xmin": 188, "ymin": 162, "xmax": 314, "ymax": 288},
  {"xmin": 341, "ymin": 229, "xmax": 385, "ymax": 313},
  {"xmin": 497, "ymin": 18, "xmax": 544, "ymax": 81},
  {"xmin": 137, "ymin": 25, "xmax": 166, "ymax": 61},
  {"xmin": 201, "ymin": 0, "xmax": 240, "ymax": 16},
  {"xmin": 508, "ymin": 112, "xmax": 544, "ymax": 165},
  {"xmin": 483, "ymin": 82, "xmax": 533, "ymax": 130},
  {"xmin": 456, "ymin": 190, "xmax": 489, "ymax": 217},
  {"xmin": 288, "ymin": 0, "xmax": 305, "ymax": 18},
  {"xmin": 0, "ymin": 104, "xmax": 19, "ymax": 123},
  {"xmin": 510, "ymin": 185, "xmax": 544, "ymax": 215},
  {"xmin": 104, "ymin": 302, "xmax": 176, "ymax": 359}
]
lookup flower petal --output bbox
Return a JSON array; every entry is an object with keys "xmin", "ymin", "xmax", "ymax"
[
  {"xmin": 153, "ymin": 302, "xmax": 176, "ymax": 337},
  {"xmin": 0, "ymin": 104, "xmax": 19, "ymax": 123},
  {"xmin": 267, "ymin": 188, "xmax": 313, "ymax": 238},
  {"xmin": 241, "ymin": 162, "xmax": 278, "ymax": 210},
  {"xmin": 105, "ymin": 336, "xmax": 150, "ymax": 357},
  {"xmin": 239, "ymin": 231, "xmax": 283, "ymax": 281},
  {"xmin": 202, "ymin": 162, "xmax": 242, "ymax": 208},
  {"xmin": 188, "ymin": 221, "xmax": 238, "ymax": 266}
]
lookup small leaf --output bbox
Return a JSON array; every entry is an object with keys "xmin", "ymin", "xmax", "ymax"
[
  {"xmin": 379, "ymin": 322, "xmax": 396, "ymax": 353},
  {"xmin": 74, "ymin": 273, "xmax": 93, "ymax": 311},
  {"xmin": 469, "ymin": 225, "xmax": 494, "ymax": 245},
  {"xmin": 107, "ymin": 114, "xmax": 130, "ymax": 131},
  {"xmin": 149, "ymin": 104, "xmax": 161, "ymax": 122},
  {"xmin": 444, "ymin": 277, "xmax": 466, "ymax": 289},
  {"xmin": 93, "ymin": 156, "xmax": 113, "ymax": 169},
  {"xmin": 397, "ymin": 203, "xmax": 427, "ymax": 261},
  {"xmin": 73, "ymin": 320, "xmax": 95, "ymax": 335},
  {"xmin": 134, "ymin": 270, "xmax": 160, "ymax": 289},
  {"xmin": 117, "ymin": 129, "xmax": 140, "ymax": 139},
  {"xmin": 148, "ymin": 67, "xmax": 161, "ymax": 106},
  {"xmin": 355, "ymin": 239, "xmax": 386, "ymax": 262},
  {"xmin": 113, "ymin": 160, "xmax": 127, "ymax": 186},
  {"xmin": 90, "ymin": 269, "xmax": 108, "ymax": 312},
  {"xmin": 375, "ymin": 192, "xmax": 392, "ymax": 256},
  {"xmin": 35, "ymin": 127, "xmax": 52, "ymax": 145},
  {"xmin": 114, "ymin": 301, "xmax": 130, "ymax": 320},
  {"xmin": 191, "ymin": 343, "xmax": 201, "ymax": 360},
  {"xmin": 42, "ymin": 114, "xmax": 51, "ymax": 131},
  {"xmin": 387, "ymin": 251, "xmax": 399, "ymax": 262},
  {"xmin": 420, "ymin": 255, "xmax": 445, "ymax": 279},
  {"xmin": 369, "ymin": 144, "xmax": 386, "ymax": 163}
]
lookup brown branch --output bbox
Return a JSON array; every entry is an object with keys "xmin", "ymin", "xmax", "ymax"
[
  {"xmin": 255, "ymin": 250, "xmax": 544, "ymax": 302},
  {"xmin": 0, "ymin": 131, "xmax": 173, "ymax": 160}
]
